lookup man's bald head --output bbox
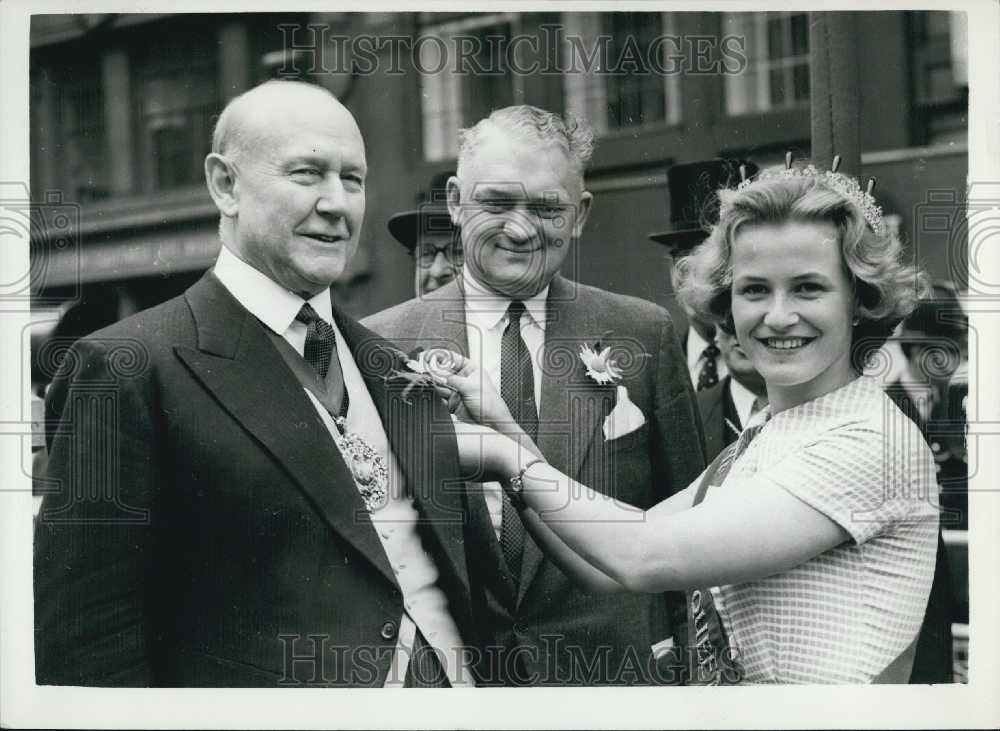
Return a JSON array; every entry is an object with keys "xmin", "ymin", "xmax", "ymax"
[
  {"xmin": 203, "ymin": 78, "xmax": 367, "ymax": 297},
  {"xmin": 211, "ymin": 80, "xmax": 356, "ymax": 163}
]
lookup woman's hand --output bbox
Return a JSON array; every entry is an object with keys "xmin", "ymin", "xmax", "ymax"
[{"xmin": 426, "ymin": 350, "xmax": 513, "ymax": 427}]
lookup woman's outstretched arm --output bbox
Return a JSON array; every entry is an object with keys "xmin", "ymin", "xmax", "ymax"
[
  {"xmin": 440, "ymin": 350, "xmax": 849, "ymax": 593},
  {"xmin": 511, "ymin": 457, "xmax": 850, "ymax": 592},
  {"xmin": 451, "ymin": 425, "xmax": 626, "ymax": 593}
]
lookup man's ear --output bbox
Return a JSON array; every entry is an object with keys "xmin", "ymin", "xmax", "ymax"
[
  {"xmin": 572, "ymin": 190, "xmax": 593, "ymax": 238},
  {"xmin": 205, "ymin": 153, "xmax": 239, "ymax": 218},
  {"xmin": 446, "ymin": 176, "xmax": 462, "ymax": 226}
]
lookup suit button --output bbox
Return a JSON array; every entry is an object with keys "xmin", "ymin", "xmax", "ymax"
[{"xmin": 380, "ymin": 621, "xmax": 397, "ymax": 640}]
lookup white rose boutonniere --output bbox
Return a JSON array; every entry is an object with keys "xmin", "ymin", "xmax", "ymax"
[{"xmin": 406, "ymin": 347, "xmax": 461, "ymax": 380}]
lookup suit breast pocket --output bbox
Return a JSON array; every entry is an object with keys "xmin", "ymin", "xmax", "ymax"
[{"xmin": 603, "ymin": 421, "xmax": 649, "ymax": 454}]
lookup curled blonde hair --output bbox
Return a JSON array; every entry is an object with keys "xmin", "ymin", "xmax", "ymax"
[{"xmin": 675, "ymin": 171, "xmax": 930, "ymax": 364}]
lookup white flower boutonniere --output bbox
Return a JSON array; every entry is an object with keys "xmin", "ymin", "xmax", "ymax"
[
  {"xmin": 406, "ymin": 347, "xmax": 459, "ymax": 379},
  {"xmin": 578, "ymin": 338, "xmax": 648, "ymax": 441},
  {"xmin": 579, "ymin": 341, "xmax": 623, "ymax": 385}
]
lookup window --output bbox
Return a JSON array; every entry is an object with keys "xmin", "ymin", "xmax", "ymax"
[
  {"xmin": 61, "ymin": 65, "xmax": 110, "ymax": 201},
  {"xmin": 133, "ymin": 26, "xmax": 219, "ymax": 192},
  {"xmin": 419, "ymin": 14, "xmax": 519, "ymax": 162},
  {"xmin": 723, "ymin": 12, "xmax": 810, "ymax": 116},
  {"xmin": 561, "ymin": 12, "xmax": 681, "ymax": 135},
  {"xmin": 910, "ymin": 11, "xmax": 967, "ymax": 146}
]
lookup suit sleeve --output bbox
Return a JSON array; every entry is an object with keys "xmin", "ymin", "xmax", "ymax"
[
  {"xmin": 34, "ymin": 336, "xmax": 162, "ymax": 686},
  {"xmin": 651, "ymin": 313, "xmax": 707, "ymax": 499}
]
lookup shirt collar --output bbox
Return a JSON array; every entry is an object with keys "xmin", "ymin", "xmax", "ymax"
[
  {"xmin": 728, "ymin": 376, "xmax": 764, "ymax": 429},
  {"xmin": 686, "ymin": 326, "xmax": 711, "ymax": 372},
  {"xmin": 461, "ymin": 266, "xmax": 549, "ymax": 332},
  {"xmin": 213, "ymin": 245, "xmax": 334, "ymax": 334}
]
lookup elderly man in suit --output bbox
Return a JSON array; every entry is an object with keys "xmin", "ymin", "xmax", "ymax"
[
  {"xmin": 364, "ymin": 105, "xmax": 705, "ymax": 685},
  {"xmin": 35, "ymin": 80, "xmax": 478, "ymax": 687}
]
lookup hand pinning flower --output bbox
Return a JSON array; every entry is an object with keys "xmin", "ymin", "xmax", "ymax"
[
  {"xmin": 384, "ymin": 346, "xmax": 462, "ymax": 407},
  {"xmin": 579, "ymin": 342, "xmax": 623, "ymax": 385},
  {"xmin": 406, "ymin": 348, "xmax": 460, "ymax": 380}
]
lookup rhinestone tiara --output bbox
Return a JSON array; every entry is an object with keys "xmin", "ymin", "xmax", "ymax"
[{"xmin": 735, "ymin": 153, "xmax": 885, "ymax": 235}]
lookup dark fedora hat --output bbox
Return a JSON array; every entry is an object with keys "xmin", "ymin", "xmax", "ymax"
[
  {"xmin": 648, "ymin": 158, "xmax": 758, "ymax": 254},
  {"xmin": 387, "ymin": 171, "xmax": 456, "ymax": 252}
]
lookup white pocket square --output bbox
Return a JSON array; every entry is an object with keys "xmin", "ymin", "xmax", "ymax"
[{"xmin": 602, "ymin": 385, "xmax": 646, "ymax": 441}]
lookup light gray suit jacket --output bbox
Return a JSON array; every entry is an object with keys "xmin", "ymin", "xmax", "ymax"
[{"xmin": 363, "ymin": 275, "xmax": 706, "ymax": 685}]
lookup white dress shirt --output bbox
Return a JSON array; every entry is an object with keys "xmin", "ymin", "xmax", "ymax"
[
  {"xmin": 685, "ymin": 326, "xmax": 729, "ymax": 389},
  {"xmin": 461, "ymin": 267, "xmax": 548, "ymax": 539},
  {"xmin": 214, "ymin": 245, "xmax": 473, "ymax": 687},
  {"xmin": 728, "ymin": 376, "xmax": 764, "ymax": 431}
]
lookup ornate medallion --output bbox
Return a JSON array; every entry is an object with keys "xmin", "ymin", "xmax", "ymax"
[{"xmin": 333, "ymin": 417, "xmax": 388, "ymax": 512}]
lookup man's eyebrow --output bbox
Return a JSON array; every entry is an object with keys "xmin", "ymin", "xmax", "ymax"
[
  {"xmin": 470, "ymin": 186, "xmax": 566, "ymax": 202},
  {"xmin": 282, "ymin": 154, "xmax": 325, "ymax": 167},
  {"xmin": 470, "ymin": 185, "xmax": 523, "ymax": 199}
]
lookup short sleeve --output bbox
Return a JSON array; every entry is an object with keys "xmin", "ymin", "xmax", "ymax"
[{"xmin": 759, "ymin": 415, "xmax": 936, "ymax": 545}]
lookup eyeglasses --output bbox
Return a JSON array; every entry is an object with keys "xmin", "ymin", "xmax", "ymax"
[{"xmin": 414, "ymin": 242, "xmax": 464, "ymax": 269}]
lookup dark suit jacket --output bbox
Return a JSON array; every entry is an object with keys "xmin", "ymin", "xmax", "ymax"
[
  {"xmin": 885, "ymin": 382, "xmax": 958, "ymax": 684},
  {"xmin": 696, "ymin": 377, "xmax": 742, "ymax": 463},
  {"xmin": 363, "ymin": 276, "xmax": 706, "ymax": 685},
  {"xmin": 34, "ymin": 273, "xmax": 477, "ymax": 687}
]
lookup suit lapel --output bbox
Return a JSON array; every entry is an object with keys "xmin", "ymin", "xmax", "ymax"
[
  {"xmin": 537, "ymin": 277, "xmax": 614, "ymax": 480},
  {"xmin": 721, "ymin": 377, "xmax": 743, "ymax": 445},
  {"xmin": 519, "ymin": 277, "xmax": 615, "ymax": 604},
  {"xmin": 698, "ymin": 380, "xmax": 725, "ymax": 459},
  {"xmin": 333, "ymin": 310, "xmax": 471, "ymax": 597},
  {"xmin": 176, "ymin": 274, "xmax": 398, "ymax": 587}
]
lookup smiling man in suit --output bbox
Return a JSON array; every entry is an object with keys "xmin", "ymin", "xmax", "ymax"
[
  {"xmin": 364, "ymin": 105, "xmax": 705, "ymax": 685},
  {"xmin": 35, "ymin": 80, "xmax": 478, "ymax": 687}
]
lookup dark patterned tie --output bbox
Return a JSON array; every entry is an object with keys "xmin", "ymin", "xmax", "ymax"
[
  {"xmin": 697, "ymin": 343, "xmax": 721, "ymax": 392},
  {"xmin": 499, "ymin": 301, "xmax": 538, "ymax": 587},
  {"xmin": 295, "ymin": 303, "xmax": 347, "ymax": 418}
]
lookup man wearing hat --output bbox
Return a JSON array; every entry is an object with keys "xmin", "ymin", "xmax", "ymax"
[
  {"xmin": 649, "ymin": 159, "xmax": 757, "ymax": 392},
  {"xmin": 387, "ymin": 171, "xmax": 462, "ymax": 297},
  {"xmin": 885, "ymin": 281, "xmax": 967, "ymax": 683}
]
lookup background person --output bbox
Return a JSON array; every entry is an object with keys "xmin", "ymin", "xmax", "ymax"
[
  {"xmin": 440, "ymin": 165, "xmax": 939, "ymax": 684},
  {"xmin": 698, "ymin": 320, "xmax": 768, "ymax": 461},
  {"xmin": 386, "ymin": 171, "xmax": 462, "ymax": 296},
  {"xmin": 649, "ymin": 160, "xmax": 758, "ymax": 391},
  {"xmin": 884, "ymin": 281, "xmax": 968, "ymax": 683}
]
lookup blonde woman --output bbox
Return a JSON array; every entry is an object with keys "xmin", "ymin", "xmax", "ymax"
[{"xmin": 439, "ymin": 166, "xmax": 938, "ymax": 684}]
